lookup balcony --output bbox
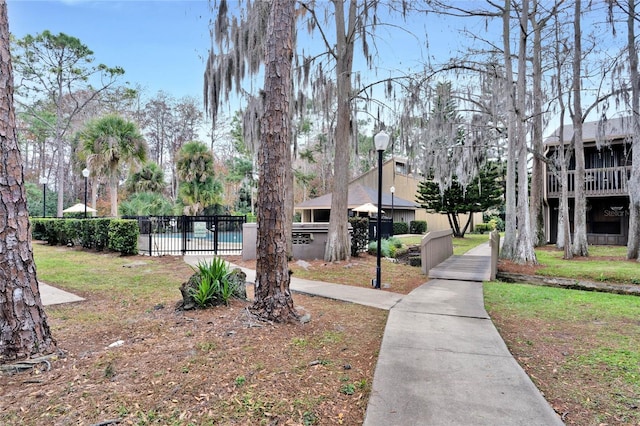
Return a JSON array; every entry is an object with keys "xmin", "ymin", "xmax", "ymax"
[{"xmin": 547, "ymin": 166, "xmax": 631, "ymax": 198}]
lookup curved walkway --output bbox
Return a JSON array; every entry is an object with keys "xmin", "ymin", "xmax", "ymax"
[
  {"xmin": 186, "ymin": 243, "xmax": 563, "ymax": 425},
  {"xmin": 364, "ymin": 243, "xmax": 563, "ymax": 425},
  {"xmin": 40, "ymin": 242, "xmax": 562, "ymax": 423}
]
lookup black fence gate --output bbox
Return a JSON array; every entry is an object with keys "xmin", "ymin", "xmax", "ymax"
[
  {"xmin": 368, "ymin": 218, "xmax": 393, "ymax": 241},
  {"xmin": 131, "ymin": 215, "xmax": 246, "ymax": 256}
]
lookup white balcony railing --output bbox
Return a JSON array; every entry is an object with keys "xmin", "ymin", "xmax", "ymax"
[{"xmin": 547, "ymin": 166, "xmax": 631, "ymax": 198}]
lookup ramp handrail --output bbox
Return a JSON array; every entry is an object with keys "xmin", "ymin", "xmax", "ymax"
[{"xmin": 421, "ymin": 229, "xmax": 453, "ymax": 275}]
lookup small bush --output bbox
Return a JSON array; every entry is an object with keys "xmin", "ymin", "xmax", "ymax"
[
  {"xmin": 483, "ymin": 214, "xmax": 505, "ymax": 232},
  {"xmin": 474, "ymin": 223, "xmax": 493, "ymax": 234},
  {"xmin": 31, "ymin": 219, "xmax": 47, "ymax": 240},
  {"xmin": 408, "ymin": 256, "xmax": 421, "ymax": 267},
  {"xmin": 93, "ymin": 219, "xmax": 112, "ymax": 250},
  {"xmin": 409, "ymin": 220, "xmax": 427, "ymax": 234},
  {"xmin": 368, "ymin": 237, "xmax": 401, "ymax": 258},
  {"xmin": 488, "ymin": 217, "xmax": 505, "ymax": 232},
  {"xmin": 349, "ymin": 217, "xmax": 369, "ymax": 257},
  {"xmin": 190, "ymin": 257, "xmax": 237, "ymax": 306},
  {"xmin": 392, "ymin": 221, "xmax": 408, "ymax": 235},
  {"xmin": 388, "ymin": 236, "xmax": 403, "ymax": 248},
  {"xmin": 189, "ymin": 274, "xmax": 219, "ymax": 308},
  {"xmin": 79, "ymin": 220, "xmax": 95, "ymax": 248},
  {"xmin": 108, "ymin": 220, "xmax": 139, "ymax": 255}
]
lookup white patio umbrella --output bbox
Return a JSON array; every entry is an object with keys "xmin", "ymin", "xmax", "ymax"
[
  {"xmin": 62, "ymin": 203, "xmax": 97, "ymax": 213},
  {"xmin": 352, "ymin": 202, "xmax": 383, "ymax": 214}
]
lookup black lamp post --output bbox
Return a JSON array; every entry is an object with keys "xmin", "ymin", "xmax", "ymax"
[
  {"xmin": 374, "ymin": 130, "xmax": 390, "ymax": 289},
  {"xmin": 39, "ymin": 177, "xmax": 48, "ymax": 217},
  {"xmin": 82, "ymin": 168, "xmax": 90, "ymax": 218},
  {"xmin": 390, "ymin": 185, "xmax": 395, "ymax": 235}
]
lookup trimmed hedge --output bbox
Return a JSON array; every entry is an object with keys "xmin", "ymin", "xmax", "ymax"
[
  {"xmin": 349, "ymin": 217, "xmax": 369, "ymax": 257},
  {"xmin": 30, "ymin": 217, "xmax": 138, "ymax": 255},
  {"xmin": 392, "ymin": 221, "xmax": 408, "ymax": 235},
  {"xmin": 474, "ymin": 223, "xmax": 493, "ymax": 234},
  {"xmin": 409, "ymin": 220, "xmax": 427, "ymax": 234},
  {"xmin": 108, "ymin": 220, "xmax": 139, "ymax": 255}
]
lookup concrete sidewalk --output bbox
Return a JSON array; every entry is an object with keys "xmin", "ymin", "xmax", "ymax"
[
  {"xmin": 188, "ymin": 243, "xmax": 563, "ymax": 425},
  {"xmin": 40, "ymin": 283, "xmax": 85, "ymax": 306},
  {"xmin": 184, "ymin": 255, "xmax": 404, "ymax": 311},
  {"xmin": 363, "ymin": 243, "xmax": 563, "ymax": 425}
]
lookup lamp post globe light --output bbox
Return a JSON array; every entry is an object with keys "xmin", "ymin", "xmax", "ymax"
[
  {"xmin": 390, "ymin": 185, "xmax": 395, "ymax": 230},
  {"xmin": 39, "ymin": 177, "xmax": 48, "ymax": 217},
  {"xmin": 82, "ymin": 168, "xmax": 90, "ymax": 218},
  {"xmin": 374, "ymin": 130, "xmax": 390, "ymax": 289}
]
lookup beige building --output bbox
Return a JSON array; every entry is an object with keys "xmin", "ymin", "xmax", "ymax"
[{"xmin": 296, "ymin": 157, "xmax": 481, "ymax": 232}]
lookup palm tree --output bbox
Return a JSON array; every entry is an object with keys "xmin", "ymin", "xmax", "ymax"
[
  {"xmin": 175, "ymin": 141, "xmax": 222, "ymax": 215},
  {"xmin": 119, "ymin": 191, "xmax": 174, "ymax": 216},
  {"xmin": 125, "ymin": 161, "xmax": 166, "ymax": 194},
  {"xmin": 79, "ymin": 115, "xmax": 147, "ymax": 217}
]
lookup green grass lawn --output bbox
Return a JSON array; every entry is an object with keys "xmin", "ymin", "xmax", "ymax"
[
  {"xmin": 484, "ymin": 281, "xmax": 640, "ymax": 424},
  {"xmin": 396, "ymin": 232, "xmax": 490, "ymax": 255},
  {"xmin": 528, "ymin": 246, "xmax": 640, "ymax": 284},
  {"xmin": 33, "ymin": 243, "xmax": 191, "ymax": 304}
]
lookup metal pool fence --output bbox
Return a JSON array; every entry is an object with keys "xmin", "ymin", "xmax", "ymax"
[{"xmin": 127, "ymin": 215, "xmax": 246, "ymax": 256}]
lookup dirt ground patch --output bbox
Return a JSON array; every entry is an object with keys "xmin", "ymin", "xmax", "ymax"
[
  {"xmin": 2, "ymin": 246, "xmax": 628, "ymax": 424},
  {"xmin": 0, "ymin": 252, "xmax": 393, "ymax": 425},
  {"xmin": 226, "ymin": 253, "xmax": 427, "ymax": 295}
]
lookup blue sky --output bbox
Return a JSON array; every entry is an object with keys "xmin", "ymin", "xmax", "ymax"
[
  {"xmin": 6, "ymin": 1, "xmax": 459, "ymax": 104},
  {"xmin": 7, "ymin": 0, "xmax": 215, "ymax": 100}
]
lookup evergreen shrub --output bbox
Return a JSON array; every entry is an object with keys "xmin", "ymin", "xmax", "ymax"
[
  {"xmin": 392, "ymin": 221, "xmax": 408, "ymax": 235},
  {"xmin": 349, "ymin": 217, "xmax": 369, "ymax": 257},
  {"xmin": 409, "ymin": 220, "xmax": 427, "ymax": 234}
]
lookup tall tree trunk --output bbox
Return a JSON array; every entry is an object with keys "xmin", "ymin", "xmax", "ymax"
[
  {"xmin": 251, "ymin": 0, "xmax": 298, "ymax": 323},
  {"xmin": 571, "ymin": 0, "xmax": 589, "ymax": 256},
  {"xmin": 529, "ymin": 1, "xmax": 546, "ymax": 247},
  {"xmin": 625, "ymin": 0, "xmax": 640, "ymax": 260},
  {"xmin": 553, "ymin": 10, "xmax": 572, "ymax": 258},
  {"xmin": 0, "ymin": 3, "xmax": 57, "ymax": 361},
  {"xmin": 109, "ymin": 178, "xmax": 118, "ymax": 217},
  {"xmin": 514, "ymin": 0, "xmax": 537, "ymax": 264},
  {"xmin": 500, "ymin": 0, "xmax": 518, "ymax": 259},
  {"xmin": 91, "ymin": 178, "xmax": 98, "ymax": 215},
  {"xmin": 55, "ymin": 138, "xmax": 64, "ymax": 217},
  {"xmin": 324, "ymin": 0, "xmax": 356, "ymax": 262}
]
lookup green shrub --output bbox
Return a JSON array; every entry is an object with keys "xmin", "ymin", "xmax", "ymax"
[
  {"xmin": 368, "ymin": 237, "xmax": 400, "ymax": 258},
  {"xmin": 392, "ymin": 221, "xmax": 408, "ymax": 235},
  {"xmin": 190, "ymin": 257, "xmax": 237, "ymax": 306},
  {"xmin": 107, "ymin": 220, "xmax": 139, "ymax": 255},
  {"xmin": 93, "ymin": 219, "xmax": 112, "ymax": 250},
  {"xmin": 190, "ymin": 274, "xmax": 219, "ymax": 308},
  {"xmin": 409, "ymin": 220, "xmax": 427, "ymax": 234},
  {"xmin": 488, "ymin": 217, "xmax": 504, "ymax": 232},
  {"xmin": 483, "ymin": 214, "xmax": 505, "ymax": 232},
  {"xmin": 388, "ymin": 236, "xmax": 403, "ymax": 248},
  {"xmin": 79, "ymin": 220, "xmax": 95, "ymax": 248},
  {"xmin": 61, "ymin": 219, "xmax": 81, "ymax": 245},
  {"xmin": 31, "ymin": 217, "xmax": 139, "ymax": 255},
  {"xmin": 349, "ymin": 217, "xmax": 369, "ymax": 257},
  {"xmin": 474, "ymin": 223, "xmax": 493, "ymax": 234},
  {"xmin": 31, "ymin": 219, "xmax": 47, "ymax": 240},
  {"xmin": 47, "ymin": 219, "xmax": 64, "ymax": 245}
]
